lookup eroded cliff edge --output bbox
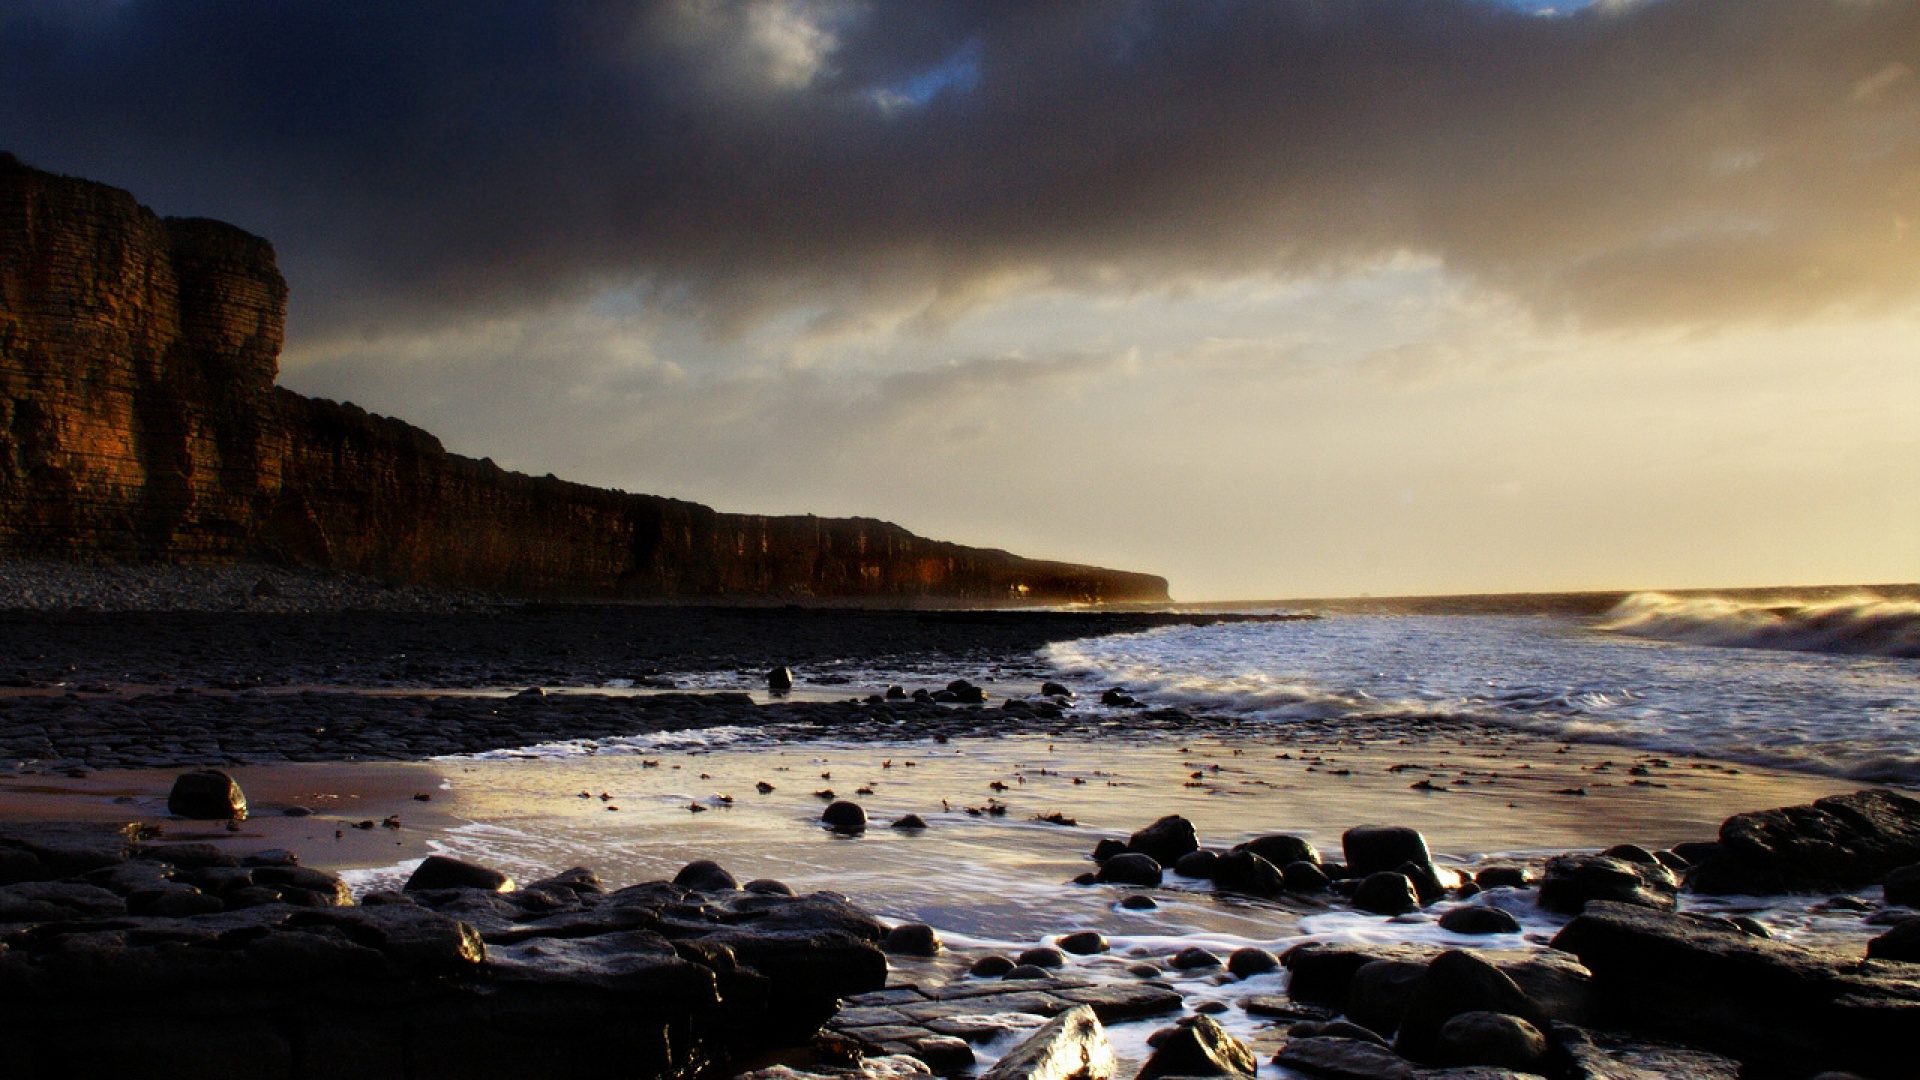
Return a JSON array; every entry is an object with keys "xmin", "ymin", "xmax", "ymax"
[{"xmin": 0, "ymin": 155, "xmax": 1169, "ymax": 604}]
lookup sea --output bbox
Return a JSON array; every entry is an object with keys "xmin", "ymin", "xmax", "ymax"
[{"xmin": 339, "ymin": 590, "xmax": 1920, "ymax": 1074}]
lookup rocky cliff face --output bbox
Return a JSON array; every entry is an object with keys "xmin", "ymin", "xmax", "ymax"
[{"xmin": 0, "ymin": 155, "xmax": 1169, "ymax": 604}]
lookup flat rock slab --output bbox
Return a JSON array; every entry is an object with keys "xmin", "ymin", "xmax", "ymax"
[
  {"xmin": 1551, "ymin": 900, "xmax": 1919, "ymax": 1077},
  {"xmin": 1274, "ymin": 1036, "xmax": 1417, "ymax": 1080}
]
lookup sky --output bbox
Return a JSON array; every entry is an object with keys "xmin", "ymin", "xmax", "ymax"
[{"xmin": 2, "ymin": 0, "xmax": 1916, "ymax": 601}]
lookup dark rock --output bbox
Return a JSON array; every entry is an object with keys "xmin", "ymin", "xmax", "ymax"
[
  {"xmin": 1095, "ymin": 852, "xmax": 1162, "ymax": 887},
  {"xmin": 768, "ymin": 667, "xmax": 794, "ymax": 691},
  {"xmin": 1040, "ymin": 681, "xmax": 1073, "ymax": 698},
  {"xmin": 250, "ymin": 865, "xmax": 352, "ymax": 906},
  {"xmin": 1473, "ymin": 867, "xmax": 1529, "ymax": 890},
  {"xmin": 1284, "ymin": 860, "xmax": 1331, "ymax": 893},
  {"xmin": 911, "ymin": 1035, "xmax": 974, "ymax": 1071},
  {"xmin": 1866, "ymin": 918, "xmax": 1920, "ymax": 962},
  {"xmin": 1014, "ymin": 946, "xmax": 1065, "ymax": 969},
  {"xmin": 1227, "ymin": 947, "xmax": 1280, "ymax": 979},
  {"xmin": 672, "ymin": 860, "xmax": 739, "ymax": 892},
  {"xmin": 1438, "ymin": 906, "xmax": 1522, "ymax": 935},
  {"xmin": 1288, "ymin": 1020, "xmax": 1390, "ymax": 1047},
  {"xmin": 1173, "ymin": 849, "xmax": 1220, "ymax": 878},
  {"xmin": 970, "ymin": 955, "xmax": 1017, "ymax": 978},
  {"xmin": 1118, "ymin": 894, "xmax": 1158, "ymax": 910},
  {"xmin": 883, "ymin": 923, "xmax": 942, "ymax": 956},
  {"xmin": 1055, "ymin": 982, "xmax": 1185, "ymax": 1024},
  {"xmin": 1688, "ymin": 788, "xmax": 1920, "ymax": 895},
  {"xmin": 1003, "ymin": 964, "xmax": 1052, "ymax": 980},
  {"xmin": 821, "ymin": 800, "xmax": 868, "ymax": 835},
  {"xmin": 1550, "ymin": 899, "xmax": 1916, "ymax": 1076},
  {"xmin": 1128, "ymin": 815, "xmax": 1201, "ymax": 866},
  {"xmin": 1343, "ymin": 826, "xmax": 1431, "ymax": 877},
  {"xmin": 1347, "ymin": 959, "xmax": 1429, "ymax": 1036},
  {"xmin": 948, "ymin": 681, "xmax": 988, "ymax": 704},
  {"xmin": 1137, "ymin": 1015, "xmax": 1257, "ymax": 1080},
  {"xmin": 1353, "ymin": 871, "xmax": 1420, "ymax": 915},
  {"xmin": 1272, "ymin": 1036, "xmax": 1415, "ymax": 1080},
  {"xmin": 976, "ymin": 1004, "xmax": 1113, "ymax": 1080},
  {"xmin": 891, "ymin": 814, "xmax": 928, "ymax": 830},
  {"xmin": 1057, "ymin": 931, "xmax": 1109, "ymax": 955},
  {"xmin": 1282, "ymin": 942, "xmax": 1443, "ymax": 1009},
  {"xmin": 1212, "ymin": 850, "xmax": 1286, "ymax": 898},
  {"xmin": 1396, "ymin": 860, "xmax": 1451, "ymax": 904},
  {"xmin": 1393, "ymin": 950, "xmax": 1547, "ymax": 1063},
  {"xmin": 1172, "ymin": 946, "xmax": 1222, "ymax": 970},
  {"xmin": 743, "ymin": 878, "xmax": 794, "ymax": 896},
  {"xmin": 1883, "ymin": 863, "xmax": 1920, "ymax": 907},
  {"xmin": 1433, "ymin": 1011, "xmax": 1548, "ymax": 1072},
  {"xmin": 1602, "ymin": 843, "xmax": 1661, "ymax": 865},
  {"xmin": 1241, "ymin": 834, "xmax": 1321, "ymax": 868},
  {"xmin": 0, "ymin": 879, "xmax": 128, "ymax": 920},
  {"xmin": 166, "ymin": 770, "xmax": 247, "ymax": 820},
  {"xmin": 1092, "ymin": 838, "xmax": 1129, "ymax": 863},
  {"xmin": 1538, "ymin": 854, "xmax": 1677, "ymax": 915},
  {"xmin": 1494, "ymin": 953, "xmax": 1602, "ymax": 1029},
  {"xmin": 404, "ymin": 855, "xmax": 514, "ymax": 893}
]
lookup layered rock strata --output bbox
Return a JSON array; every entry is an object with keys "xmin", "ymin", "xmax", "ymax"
[{"xmin": 0, "ymin": 155, "xmax": 1168, "ymax": 604}]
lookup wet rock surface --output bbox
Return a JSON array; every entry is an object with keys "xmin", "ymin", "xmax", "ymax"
[
  {"xmin": 1685, "ymin": 789, "xmax": 1920, "ymax": 895},
  {"xmin": 0, "ymin": 825, "xmax": 888, "ymax": 1080}
]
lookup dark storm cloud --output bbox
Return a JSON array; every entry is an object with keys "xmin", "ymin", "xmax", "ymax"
[{"xmin": 4, "ymin": 0, "xmax": 1916, "ymax": 338}]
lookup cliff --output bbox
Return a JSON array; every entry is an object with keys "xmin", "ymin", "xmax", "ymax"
[{"xmin": 0, "ymin": 155, "xmax": 1169, "ymax": 604}]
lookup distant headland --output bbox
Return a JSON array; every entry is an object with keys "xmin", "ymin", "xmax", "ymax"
[{"xmin": 0, "ymin": 155, "xmax": 1168, "ymax": 605}]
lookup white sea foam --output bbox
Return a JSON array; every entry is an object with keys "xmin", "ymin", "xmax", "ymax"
[
  {"xmin": 1046, "ymin": 613, "xmax": 1920, "ymax": 784},
  {"xmin": 1600, "ymin": 591, "xmax": 1920, "ymax": 658}
]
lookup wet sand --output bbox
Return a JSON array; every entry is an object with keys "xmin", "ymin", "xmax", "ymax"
[{"xmin": 2, "ymin": 724, "xmax": 1855, "ymax": 926}]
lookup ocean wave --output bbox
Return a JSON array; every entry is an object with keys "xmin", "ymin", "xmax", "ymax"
[{"xmin": 1599, "ymin": 592, "xmax": 1920, "ymax": 658}]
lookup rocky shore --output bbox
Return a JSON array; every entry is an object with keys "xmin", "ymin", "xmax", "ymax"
[{"xmin": 4, "ymin": 787, "xmax": 1917, "ymax": 1080}]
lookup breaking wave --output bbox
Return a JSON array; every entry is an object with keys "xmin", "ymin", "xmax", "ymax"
[{"xmin": 1600, "ymin": 592, "xmax": 1920, "ymax": 659}]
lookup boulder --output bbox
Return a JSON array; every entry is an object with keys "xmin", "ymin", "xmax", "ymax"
[
  {"xmin": 1272, "ymin": 1036, "xmax": 1415, "ymax": 1080},
  {"xmin": 1095, "ymin": 853, "xmax": 1162, "ymax": 887},
  {"xmin": 404, "ymin": 855, "xmax": 515, "ymax": 893},
  {"xmin": 1173, "ymin": 849, "xmax": 1219, "ymax": 879},
  {"xmin": 1393, "ymin": 950, "xmax": 1547, "ymax": 1064},
  {"xmin": 1227, "ymin": 947, "xmax": 1280, "ymax": 979},
  {"xmin": 1473, "ymin": 867, "xmax": 1529, "ymax": 890},
  {"xmin": 673, "ymin": 860, "xmax": 739, "ymax": 892},
  {"xmin": 1549, "ymin": 899, "xmax": 1917, "ymax": 1076},
  {"xmin": 883, "ymin": 923, "xmax": 942, "ymax": 957},
  {"xmin": 1171, "ymin": 946, "xmax": 1222, "ymax": 970},
  {"xmin": 1281, "ymin": 942, "xmax": 1442, "ymax": 1009},
  {"xmin": 821, "ymin": 801, "xmax": 868, "ymax": 835},
  {"xmin": 1347, "ymin": 959, "xmax": 1429, "ymax": 1036},
  {"xmin": 1687, "ymin": 789, "xmax": 1920, "ymax": 895},
  {"xmin": 1240, "ymin": 834, "xmax": 1321, "ymax": 868},
  {"xmin": 1284, "ymin": 860, "xmax": 1331, "ymax": 893},
  {"xmin": 1128, "ymin": 815, "xmax": 1200, "ymax": 866},
  {"xmin": 1343, "ymin": 826, "xmax": 1431, "ymax": 877},
  {"xmin": 1091, "ymin": 839, "xmax": 1129, "ymax": 863},
  {"xmin": 977, "ymin": 1004, "xmax": 1115, "ymax": 1080},
  {"xmin": 1433, "ymin": 1012, "xmax": 1549, "ymax": 1073},
  {"xmin": 1883, "ymin": 863, "xmax": 1920, "ymax": 908},
  {"xmin": 1136, "ymin": 1016, "xmax": 1257, "ymax": 1080},
  {"xmin": 1019, "ymin": 946, "xmax": 1067, "ymax": 969},
  {"xmin": 1057, "ymin": 931, "xmax": 1109, "ymax": 955},
  {"xmin": 768, "ymin": 667, "xmax": 795, "ymax": 692},
  {"xmin": 1040, "ymin": 682, "xmax": 1073, "ymax": 698},
  {"xmin": 1211, "ymin": 850, "xmax": 1285, "ymax": 898},
  {"xmin": 1438, "ymin": 906, "xmax": 1522, "ymax": 936},
  {"xmin": 971, "ymin": 955, "xmax": 1017, "ymax": 977},
  {"xmin": 1865, "ymin": 918, "xmax": 1920, "ymax": 962},
  {"xmin": 1537, "ymin": 854, "xmax": 1677, "ymax": 915},
  {"xmin": 1353, "ymin": 871, "xmax": 1420, "ymax": 915},
  {"xmin": 166, "ymin": 770, "xmax": 247, "ymax": 820}
]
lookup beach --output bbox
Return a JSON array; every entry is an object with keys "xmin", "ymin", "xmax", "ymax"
[{"xmin": 4, "ymin": 577, "xmax": 1916, "ymax": 1078}]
